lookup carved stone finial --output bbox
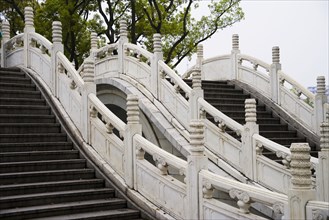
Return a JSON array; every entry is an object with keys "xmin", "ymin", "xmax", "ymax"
[
  {"xmin": 245, "ymin": 98, "xmax": 257, "ymax": 123},
  {"xmin": 320, "ymin": 121, "xmax": 329, "ymax": 150},
  {"xmin": 316, "ymin": 76, "xmax": 326, "ymax": 95},
  {"xmin": 52, "ymin": 21, "xmax": 62, "ymax": 44},
  {"xmin": 272, "ymin": 46, "xmax": 280, "ymax": 64},
  {"xmin": 24, "ymin": 7, "xmax": 34, "ymax": 28},
  {"xmin": 126, "ymin": 94, "xmax": 139, "ymax": 124},
  {"xmin": 83, "ymin": 58, "xmax": 95, "ymax": 83},
  {"xmin": 232, "ymin": 34, "xmax": 239, "ymax": 51},
  {"xmin": 190, "ymin": 120, "xmax": 205, "ymax": 153},
  {"xmin": 197, "ymin": 44, "xmax": 203, "ymax": 59},
  {"xmin": 90, "ymin": 32, "xmax": 98, "ymax": 50},
  {"xmin": 290, "ymin": 143, "xmax": 312, "ymax": 189},
  {"xmin": 1, "ymin": 20, "xmax": 10, "ymax": 41},
  {"xmin": 153, "ymin": 33, "xmax": 162, "ymax": 53},
  {"xmin": 202, "ymin": 182, "xmax": 214, "ymax": 199},
  {"xmin": 119, "ymin": 19, "xmax": 128, "ymax": 38},
  {"xmin": 192, "ymin": 69, "xmax": 202, "ymax": 90}
]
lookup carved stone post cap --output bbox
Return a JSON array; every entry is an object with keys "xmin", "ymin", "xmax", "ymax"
[
  {"xmin": 90, "ymin": 32, "xmax": 98, "ymax": 50},
  {"xmin": 245, "ymin": 98, "xmax": 257, "ymax": 123},
  {"xmin": 52, "ymin": 21, "xmax": 62, "ymax": 43},
  {"xmin": 316, "ymin": 76, "xmax": 326, "ymax": 94},
  {"xmin": 272, "ymin": 46, "xmax": 280, "ymax": 63},
  {"xmin": 153, "ymin": 33, "xmax": 162, "ymax": 53},
  {"xmin": 190, "ymin": 119, "xmax": 205, "ymax": 153},
  {"xmin": 127, "ymin": 94, "xmax": 140, "ymax": 124},
  {"xmin": 320, "ymin": 121, "xmax": 329, "ymax": 149},
  {"xmin": 1, "ymin": 20, "xmax": 10, "ymax": 39},
  {"xmin": 232, "ymin": 34, "xmax": 239, "ymax": 50},
  {"xmin": 24, "ymin": 6, "xmax": 34, "ymax": 27},
  {"xmin": 197, "ymin": 44, "xmax": 204, "ymax": 58},
  {"xmin": 83, "ymin": 57, "xmax": 95, "ymax": 83},
  {"xmin": 119, "ymin": 19, "xmax": 127, "ymax": 37}
]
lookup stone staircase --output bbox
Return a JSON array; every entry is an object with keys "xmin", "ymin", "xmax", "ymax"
[
  {"xmin": 0, "ymin": 68, "xmax": 143, "ymax": 219},
  {"xmin": 185, "ymin": 79, "xmax": 319, "ymax": 159}
]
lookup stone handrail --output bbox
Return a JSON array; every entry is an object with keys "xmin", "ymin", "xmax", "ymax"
[
  {"xmin": 29, "ymin": 32, "xmax": 52, "ymax": 55},
  {"xmin": 238, "ymin": 54, "xmax": 270, "ymax": 74},
  {"xmin": 124, "ymin": 43, "xmax": 153, "ymax": 65},
  {"xmin": 94, "ymin": 43, "xmax": 119, "ymax": 61},
  {"xmin": 3, "ymin": 33, "xmax": 24, "ymax": 54}
]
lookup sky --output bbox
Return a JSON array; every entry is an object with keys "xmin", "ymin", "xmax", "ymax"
[{"xmin": 177, "ymin": 0, "xmax": 329, "ymax": 89}]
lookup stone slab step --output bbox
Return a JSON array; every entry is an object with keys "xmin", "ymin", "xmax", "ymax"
[
  {"xmin": 0, "ymin": 133, "xmax": 67, "ymax": 143},
  {"xmin": 211, "ymin": 104, "xmax": 266, "ymax": 111},
  {"xmin": 0, "ymin": 123, "xmax": 61, "ymax": 134},
  {"xmin": 204, "ymin": 88, "xmax": 244, "ymax": 94},
  {"xmin": 220, "ymin": 111, "xmax": 272, "ymax": 118},
  {"xmin": 0, "ymin": 188, "xmax": 115, "ymax": 209},
  {"xmin": 233, "ymin": 117, "xmax": 281, "ymax": 125},
  {"xmin": 0, "ymin": 89, "xmax": 41, "ymax": 99},
  {"xmin": 0, "ymin": 179, "xmax": 104, "ymax": 197},
  {"xmin": 0, "ymin": 76, "xmax": 31, "ymax": 84},
  {"xmin": 205, "ymin": 98, "xmax": 247, "ymax": 104},
  {"xmin": 0, "ymin": 142, "xmax": 73, "ymax": 152},
  {"xmin": 203, "ymin": 93, "xmax": 250, "ymax": 99},
  {"xmin": 0, "ymin": 150, "xmax": 79, "ymax": 162},
  {"xmin": 0, "ymin": 82, "xmax": 36, "ymax": 91},
  {"xmin": 0, "ymin": 169, "xmax": 95, "ymax": 185},
  {"xmin": 260, "ymin": 131, "xmax": 297, "ymax": 138},
  {"xmin": 0, "ymin": 159, "xmax": 86, "ymax": 173},
  {"xmin": 268, "ymin": 137, "xmax": 306, "ymax": 146},
  {"xmin": 0, "ymin": 114, "xmax": 55, "ymax": 123},
  {"xmin": 0, "ymin": 199, "xmax": 126, "ymax": 220},
  {"xmin": 0, "ymin": 69, "xmax": 26, "ymax": 78},
  {"xmin": 258, "ymin": 124, "xmax": 288, "ymax": 131},
  {"xmin": 0, "ymin": 105, "xmax": 51, "ymax": 115},
  {"xmin": 0, "ymin": 97, "xmax": 45, "ymax": 106}
]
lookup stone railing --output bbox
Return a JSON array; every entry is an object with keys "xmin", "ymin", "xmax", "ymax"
[{"xmin": 1, "ymin": 7, "xmax": 328, "ymax": 219}]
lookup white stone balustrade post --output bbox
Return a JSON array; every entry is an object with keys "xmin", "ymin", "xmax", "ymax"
[
  {"xmin": 187, "ymin": 120, "xmax": 207, "ymax": 220},
  {"xmin": 241, "ymin": 99, "xmax": 259, "ymax": 179},
  {"xmin": 196, "ymin": 44, "xmax": 204, "ymax": 80},
  {"xmin": 118, "ymin": 20, "xmax": 128, "ymax": 74},
  {"xmin": 24, "ymin": 7, "xmax": 35, "ymax": 68},
  {"xmin": 288, "ymin": 143, "xmax": 315, "ymax": 219},
  {"xmin": 82, "ymin": 57, "xmax": 96, "ymax": 143},
  {"xmin": 52, "ymin": 21, "xmax": 64, "ymax": 97},
  {"xmin": 189, "ymin": 68, "xmax": 204, "ymax": 125},
  {"xmin": 317, "ymin": 117, "xmax": 329, "ymax": 202},
  {"xmin": 231, "ymin": 34, "xmax": 240, "ymax": 80},
  {"xmin": 151, "ymin": 33, "xmax": 163, "ymax": 98},
  {"xmin": 90, "ymin": 32, "xmax": 98, "ymax": 52},
  {"xmin": 1, "ymin": 20, "xmax": 10, "ymax": 67},
  {"xmin": 315, "ymin": 76, "xmax": 327, "ymax": 135},
  {"xmin": 270, "ymin": 46, "xmax": 281, "ymax": 104},
  {"xmin": 125, "ymin": 94, "xmax": 142, "ymax": 189}
]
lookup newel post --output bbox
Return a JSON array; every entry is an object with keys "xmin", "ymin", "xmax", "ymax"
[
  {"xmin": 189, "ymin": 68, "xmax": 204, "ymax": 125},
  {"xmin": 197, "ymin": 44, "xmax": 204, "ymax": 80},
  {"xmin": 187, "ymin": 120, "xmax": 207, "ymax": 220},
  {"xmin": 118, "ymin": 20, "xmax": 128, "ymax": 74},
  {"xmin": 52, "ymin": 21, "xmax": 63, "ymax": 97},
  {"xmin": 315, "ymin": 76, "xmax": 327, "ymax": 135},
  {"xmin": 241, "ymin": 99, "xmax": 259, "ymax": 179},
  {"xmin": 125, "ymin": 94, "xmax": 142, "ymax": 189},
  {"xmin": 151, "ymin": 33, "xmax": 163, "ymax": 98},
  {"xmin": 231, "ymin": 34, "xmax": 240, "ymax": 80},
  {"xmin": 288, "ymin": 143, "xmax": 315, "ymax": 219},
  {"xmin": 270, "ymin": 46, "xmax": 281, "ymax": 104},
  {"xmin": 82, "ymin": 57, "xmax": 96, "ymax": 143},
  {"xmin": 24, "ymin": 6, "xmax": 35, "ymax": 68},
  {"xmin": 1, "ymin": 20, "xmax": 10, "ymax": 67},
  {"xmin": 317, "ymin": 116, "xmax": 329, "ymax": 202}
]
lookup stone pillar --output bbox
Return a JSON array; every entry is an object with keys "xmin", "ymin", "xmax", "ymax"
[
  {"xmin": 118, "ymin": 20, "xmax": 128, "ymax": 74},
  {"xmin": 270, "ymin": 46, "xmax": 281, "ymax": 104},
  {"xmin": 151, "ymin": 33, "xmax": 163, "ymax": 98},
  {"xmin": 124, "ymin": 94, "xmax": 142, "ymax": 189},
  {"xmin": 288, "ymin": 143, "xmax": 315, "ymax": 219},
  {"xmin": 315, "ymin": 76, "xmax": 327, "ymax": 135},
  {"xmin": 231, "ymin": 34, "xmax": 240, "ymax": 80},
  {"xmin": 24, "ymin": 7, "xmax": 35, "ymax": 68},
  {"xmin": 1, "ymin": 20, "xmax": 10, "ymax": 67},
  {"xmin": 241, "ymin": 99, "xmax": 259, "ymax": 179},
  {"xmin": 52, "ymin": 21, "xmax": 63, "ymax": 97},
  {"xmin": 189, "ymin": 68, "xmax": 204, "ymax": 124},
  {"xmin": 187, "ymin": 120, "xmax": 207, "ymax": 220},
  {"xmin": 317, "ymin": 117, "xmax": 329, "ymax": 202},
  {"xmin": 90, "ymin": 32, "xmax": 98, "ymax": 52},
  {"xmin": 82, "ymin": 57, "xmax": 96, "ymax": 143},
  {"xmin": 197, "ymin": 44, "xmax": 204, "ymax": 80}
]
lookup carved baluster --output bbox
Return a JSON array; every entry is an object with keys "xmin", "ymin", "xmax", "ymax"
[
  {"xmin": 202, "ymin": 182, "xmax": 214, "ymax": 199},
  {"xmin": 106, "ymin": 122, "xmax": 114, "ymax": 134},
  {"xmin": 90, "ymin": 106, "xmax": 97, "ymax": 118},
  {"xmin": 317, "ymin": 120, "xmax": 329, "ymax": 202},
  {"xmin": 229, "ymin": 189, "xmax": 251, "ymax": 214},
  {"xmin": 136, "ymin": 145, "xmax": 145, "ymax": 160}
]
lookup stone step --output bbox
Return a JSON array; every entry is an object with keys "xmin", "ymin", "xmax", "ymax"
[
  {"xmin": 258, "ymin": 124, "xmax": 288, "ymax": 131},
  {"xmin": 0, "ymin": 188, "xmax": 115, "ymax": 209},
  {"xmin": 0, "ymin": 89, "xmax": 41, "ymax": 99},
  {"xmin": 0, "ymin": 69, "xmax": 26, "ymax": 78},
  {"xmin": 0, "ymin": 82, "xmax": 36, "ymax": 91},
  {"xmin": 0, "ymin": 123, "xmax": 61, "ymax": 134},
  {"xmin": 268, "ymin": 137, "xmax": 307, "ymax": 146},
  {"xmin": 233, "ymin": 117, "xmax": 281, "ymax": 125},
  {"xmin": 0, "ymin": 76, "xmax": 31, "ymax": 84},
  {"xmin": 205, "ymin": 98, "xmax": 247, "ymax": 104},
  {"xmin": 209, "ymin": 111, "xmax": 272, "ymax": 118},
  {"xmin": 0, "ymin": 133, "xmax": 67, "ymax": 143},
  {"xmin": 0, "ymin": 97, "xmax": 45, "ymax": 105},
  {"xmin": 0, "ymin": 150, "xmax": 80, "ymax": 162},
  {"xmin": 211, "ymin": 103, "xmax": 266, "ymax": 112},
  {"xmin": 204, "ymin": 88, "xmax": 244, "ymax": 94},
  {"xmin": 0, "ymin": 142, "xmax": 73, "ymax": 152},
  {"xmin": 259, "ymin": 130, "xmax": 297, "ymax": 138},
  {"xmin": 203, "ymin": 92, "xmax": 250, "ymax": 99},
  {"xmin": 0, "ymin": 105, "xmax": 51, "ymax": 115},
  {"xmin": 32, "ymin": 208, "xmax": 141, "ymax": 220},
  {"xmin": 0, "ymin": 114, "xmax": 56, "ymax": 123},
  {"xmin": 0, "ymin": 159, "xmax": 86, "ymax": 173},
  {"xmin": 0, "ymin": 179, "xmax": 104, "ymax": 197},
  {"xmin": 0, "ymin": 199, "xmax": 128, "ymax": 220},
  {"xmin": 0, "ymin": 169, "xmax": 95, "ymax": 185}
]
